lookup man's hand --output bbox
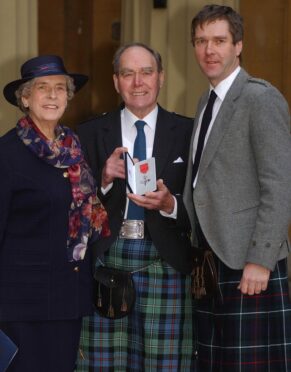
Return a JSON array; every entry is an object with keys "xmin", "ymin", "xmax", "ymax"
[
  {"xmin": 101, "ymin": 147, "xmax": 127, "ymax": 188},
  {"xmin": 238, "ymin": 262, "xmax": 270, "ymax": 295},
  {"xmin": 127, "ymin": 179, "xmax": 175, "ymax": 214}
]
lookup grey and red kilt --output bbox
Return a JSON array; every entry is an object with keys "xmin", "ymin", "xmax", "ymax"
[{"xmin": 194, "ymin": 256, "xmax": 291, "ymax": 371}]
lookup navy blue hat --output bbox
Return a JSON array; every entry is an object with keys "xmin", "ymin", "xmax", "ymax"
[{"xmin": 3, "ymin": 55, "xmax": 88, "ymax": 106}]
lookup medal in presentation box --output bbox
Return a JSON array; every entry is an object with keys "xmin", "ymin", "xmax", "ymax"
[{"xmin": 125, "ymin": 153, "xmax": 157, "ymax": 195}]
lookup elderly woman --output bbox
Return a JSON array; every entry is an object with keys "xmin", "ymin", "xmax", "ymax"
[{"xmin": 0, "ymin": 55, "xmax": 110, "ymax": 371}]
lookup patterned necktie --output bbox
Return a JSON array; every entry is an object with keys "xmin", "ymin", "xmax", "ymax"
[
  {"xmin": 192, "ymin": 90, "xmax": 217, "ymax": 183},
  {"xmin": 127, "ymin": 120, "xmax": 146, "ymax": 220}
]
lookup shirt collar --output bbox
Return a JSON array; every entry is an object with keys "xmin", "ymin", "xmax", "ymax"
[
  {"xmin": 123, "ymin": 105, "xmax": 158, "ymax": 131},
  {"xmin": 211, "ymin": 66, "xmax": 241, "ymax": 101}
]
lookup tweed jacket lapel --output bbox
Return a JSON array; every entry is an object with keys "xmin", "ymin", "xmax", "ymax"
[
  {"xmin": 183, "ymin": 93, "xmax": 209, "ymax": 230},
  {"xmin": 193, "ymin": 92, "xmax": 209, "ymax": 139},
  {"xmin": 152, "ymin": 106, "xmax": 178, "ymax": 179},
  {"xmin": 197, "ymin": 69, "xmax": 250, "ymax": 183}
]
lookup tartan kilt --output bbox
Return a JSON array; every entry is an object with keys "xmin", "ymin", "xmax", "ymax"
[
  {"xmin": 195, "ymin": 256, "xmax": 291, "ymax": 372},
  {"xmin": 76, "ymin": 236, "xmax": 195, "ymax": 371}
]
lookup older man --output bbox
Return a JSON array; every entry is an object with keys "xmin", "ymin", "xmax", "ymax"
[{"xmin": 76, "ymin": 43, "xmax": 195, "ymax": 371}]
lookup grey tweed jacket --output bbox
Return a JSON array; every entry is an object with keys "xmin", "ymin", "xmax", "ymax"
[{"xmin": 183, "ymin": 68, "xmax": 291, "ymax": 271}]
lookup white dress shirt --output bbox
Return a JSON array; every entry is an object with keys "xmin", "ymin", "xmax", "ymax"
[{"xmin": 121, "ymin": 106, "xmax": 157, "ymax": 159}]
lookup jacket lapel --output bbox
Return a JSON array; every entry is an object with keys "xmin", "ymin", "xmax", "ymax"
[
  {"xmin": 152, "ymin": 106, "xmax": 177, "ymax": 178},
  {"xmin": 197, "ymin": 69, "xmax": 249, "ymax": 182},
  {"xmin": 101, "ymin": 108, "xmax": 126, "ymax": 193},
  {"xmin": 193, "ymin": 92, "xmax": 209, "ymax": 139},
  {"xmin": 102, "ymin": 109, "xmax": 123, "ymax": 158},
  {"xmin": 184, "ymin": 93, "xmax": 207, "ymax": 193}
]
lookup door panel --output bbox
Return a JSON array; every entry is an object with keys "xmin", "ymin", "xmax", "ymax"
[
  {"xmin": 240, "ymin": 0, "xmax": 291, "ymax": 108},
  {"xmin": 38, "ymin": 0, "xmax": 121, "ymax": 129}
]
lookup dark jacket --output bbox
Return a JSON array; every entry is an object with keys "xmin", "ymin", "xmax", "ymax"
[
  {"xmin": 0, "ymin": 129, "xmax": 93, "ymax": 321},
  {"xmin": 77, "ymin": 106, "xmax": 195, "ymax": 274}
]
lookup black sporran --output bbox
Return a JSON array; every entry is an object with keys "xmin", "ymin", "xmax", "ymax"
[
  {"xmin": 191, "ymin": 247, "xmax": 218, "ymax": 300},
  {"xmin": 94, "ymin": 266, "xmax": 136, "ymax": 319}
]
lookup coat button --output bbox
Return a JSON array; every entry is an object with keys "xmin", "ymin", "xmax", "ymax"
[
  {"xmin": 73, "ymin": 266, "xmax": 79, "ymax": 272},
  {"xmin": 63, "ymin": 171, "xmax": 69, "ymax": 178}
]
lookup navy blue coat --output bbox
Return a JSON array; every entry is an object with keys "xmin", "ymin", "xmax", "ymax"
[{"xmin": 0, "ymin": 128, "xmax": 94, "ymax": 321}]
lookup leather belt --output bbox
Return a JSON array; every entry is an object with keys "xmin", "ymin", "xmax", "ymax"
[{"xmin": 119, "ymin": 220, "xmax": 144, "ymax": 239}]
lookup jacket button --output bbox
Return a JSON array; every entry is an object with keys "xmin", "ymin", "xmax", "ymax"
[
  {"xmin": 63, "ymin": 171, "xmax": 69, "ymax": 178},
  {"xmin": 73, "ymin": 266, "xmax": 79, "ymax": 272}
]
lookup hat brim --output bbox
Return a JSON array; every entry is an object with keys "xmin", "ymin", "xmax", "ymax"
[{"xmin": 3, "ymin": 72, "xmax": 88, "ymax": 106}]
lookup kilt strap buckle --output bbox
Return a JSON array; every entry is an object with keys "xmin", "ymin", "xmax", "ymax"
[{"xmin": 119, "ymin": 219, "xmax": 144, "ymax": 239}]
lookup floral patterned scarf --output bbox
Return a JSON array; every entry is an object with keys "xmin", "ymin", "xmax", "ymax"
[{"xmin": 16, "ymin": 116, "xmax": 110, "ymax": 261}]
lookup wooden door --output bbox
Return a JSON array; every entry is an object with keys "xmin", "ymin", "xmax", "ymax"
[
  {"xmin": 240, "ymin": 0, "xmax": 291, "ymax": 108},
  {"xmin": 38, "ymin": 0, "xmax": 121, "ymax": 129}
]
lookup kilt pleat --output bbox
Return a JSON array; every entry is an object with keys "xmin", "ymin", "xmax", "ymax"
[
  {"xmin": 76, "ymin": 237, "xmax": 195, "ymax": 371},
  {"xmin": 194, "ymin": 257, "xmax": 291, "ymax": 372}
]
